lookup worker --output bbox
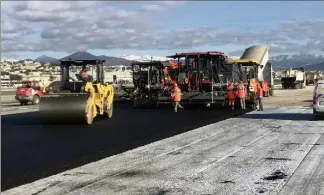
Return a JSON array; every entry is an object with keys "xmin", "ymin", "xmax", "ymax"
[
  {"xmin": 227, "ymin": 82, "xmax": 235, "ymax": 110},
  {"xmin": 256, "ymin": 82, "xmax": 264, "ymax": 111},
  {"xmin": 171, "ymin": 83, "xmax": 183, "ymax": 112},
  {"xmin": 237, "ymin": 81, "xmax": 246, "ymax": 110},
  {"xmin": 79, "ymin": 66, "xmax": 89, "ymax": 82}
]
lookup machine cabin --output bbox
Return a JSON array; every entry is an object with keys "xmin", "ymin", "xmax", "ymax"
[{"xmin": 166, "ymin": 51, "xmax": 228, "ymax": 92}]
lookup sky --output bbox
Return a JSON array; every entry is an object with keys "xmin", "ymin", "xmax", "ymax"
[{"xmin": 1, "ymin": 1, "xmax": 324, "ymax": 60}]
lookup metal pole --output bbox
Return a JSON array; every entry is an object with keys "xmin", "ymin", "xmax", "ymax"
[
  {"xmin": 211, "ymin": 61, "xmax": 214, "ymax": 103},
  {"xmin": 148, "ymin": 66, "xmax": 150, "ymax": 90}
]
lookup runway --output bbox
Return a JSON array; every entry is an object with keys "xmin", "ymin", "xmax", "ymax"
[
  {"xmin": 3, "ymin": 106, "xmax": 324, "ymax": 195},
  {"xmin": 1, "ymin": 102, "xmax": 250, "ymax": 191}
]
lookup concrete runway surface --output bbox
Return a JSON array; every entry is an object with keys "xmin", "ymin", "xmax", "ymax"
[
  {"xmin": 1, "ymin": 99, "xmax": 250, "ymax": 191},
  {"xmin": 2, "ymin": 105, "xmax": 323, "ymax": 195}
]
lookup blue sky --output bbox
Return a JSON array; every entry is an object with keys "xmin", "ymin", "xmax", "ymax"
[{"xmin": 1, "ymin": 1, "xmax": 324, "ymax": 60}]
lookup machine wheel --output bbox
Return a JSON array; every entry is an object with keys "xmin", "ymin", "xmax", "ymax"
[
  {"xmin": 20, "ymin": 101, "xmax": 27, "ymax": 105},
  {"xmin": 32, "ymin": 95, "xmax": 40, "ymax": 105}
]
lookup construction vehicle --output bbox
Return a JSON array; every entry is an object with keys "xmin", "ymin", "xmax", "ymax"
[
  {"xmin": 225, "ymin": 45, "xmax": 274, "ymax": 108},
  {"xmin": 39, "ymin": 59, "xmax": 114, "ymax": 124},
  {"xmin": 15, "ymin": 80, "xmax": 44, "ymax": 105},
  {"xmin": 306, "ymin": 72, "xmax": 318, "ymax": 85},
  {"xmin": 281, "ymin": 67, "xmax": 306, "ymax": 89},
  {"xmin": 132, "ymin": 61, "xmax": 166, "ymax": 107},
  {"xmin": 237, "ymin": 45, "xmax": 274, "ymax": 97},
  {"xmin": 132, "ymin": 52, "xmax": 230, "ymax": 108}
]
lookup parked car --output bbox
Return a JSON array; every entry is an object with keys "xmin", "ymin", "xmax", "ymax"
[
  {"xmin": 313, "ymin": 79, "xmax": 324, "ymax": 119},
  {"xmin": 15, "ymin": 80, "xmax": 44, "ymax": 105}
]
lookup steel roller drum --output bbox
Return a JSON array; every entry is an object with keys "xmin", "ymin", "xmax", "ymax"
[{"xmin": 39, "ymin": 94, "xmax": 89, "ymax": 124}]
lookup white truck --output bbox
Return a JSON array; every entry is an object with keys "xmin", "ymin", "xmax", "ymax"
[{"xmin": 281, "ymin": 67, "xmax": 306, "ymax": 89}]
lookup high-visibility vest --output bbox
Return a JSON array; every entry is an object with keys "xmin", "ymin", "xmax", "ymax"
[
  {"xmin": 257, "ymin": 84, "xmax": 263, "ymax": 97},
  {"xmin": 237, "ymin": 84, "xmax": 245, "ymax": 98},
  {"xmin": 172, "ymin": 87, "xmax": 182, "ymax": 102},
  {"xmin": 227, "ymin": 85, "xmax": 235, "ymax": 99}
]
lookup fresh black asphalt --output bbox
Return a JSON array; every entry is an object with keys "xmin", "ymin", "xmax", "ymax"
[{"xmin": 1, "ymin": 103, "xmax": 251, "ymax": 191}]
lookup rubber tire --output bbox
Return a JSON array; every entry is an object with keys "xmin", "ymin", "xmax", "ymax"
[{"xmin": 32, "ymin": 95, "xmax": 40, "ymax": 105}]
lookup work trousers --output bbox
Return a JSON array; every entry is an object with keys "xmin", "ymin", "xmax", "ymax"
[
  {"xmin": 174, "ymin": 101, "xmax": 183, "ymax": 112},
  {"xmin": 239, "ymin": 97, "xmax": 246, "ymax": 110},
  {"xmin": 228, "ymin": 99, "xmax": 235, "ymax": 110},
  {"xmin": 257, "ymin": 97, "xmax": 263, "ymax": 111}
]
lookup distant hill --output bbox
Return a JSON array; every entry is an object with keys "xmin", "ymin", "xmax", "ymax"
[
  {"xmin": 34, "ymin": 55, "xmax": 59, "ymax": 63},
  {"xmin": 97, "ymin": 55, "xmax": 132, "ymax": 66},
  {"xmin": 59, "ymin": 52, "xmax": 132, "ymax": 66},
  {"xmin": 60, "ymin": 51, "xmax": 99, "ymax": 61},
  {"xmin": 270, "ymin": 54, "xmax": 324, "ymax": 69},
  {"xmin": 18, "ymin": 59, "xmax": 33, "ymax": 63},
  {"xmin": 21, "ymin": 51, "xmax": 324, "ymax": 70},
  {"xmin": 304, "ymin": 61, "xmax": 324, "ymax": 71}
]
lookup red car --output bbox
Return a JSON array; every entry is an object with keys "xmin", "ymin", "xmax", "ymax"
[{"xmin": 15, "ymin": 80, "xmax": 44, "ymax": 105}]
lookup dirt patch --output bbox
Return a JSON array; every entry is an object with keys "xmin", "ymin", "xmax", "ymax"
[
  {"xmin": 264, "ymin": 86, "xmax": 314, "ymax": 107},
  {"xmin": 115, "ymin": 169, "xmax": 150, "ymax": 177},
  {"xmin": 168, "ymin": 151, "xmax": 182, "ymax": 155},
  {"xmin": 264, "ymin": 157, "xmax": 291, "ymax": 161},
  {"xmin": 220, "ymin": 180, "xmax": 235, "ymax": 184},
  {"xmin": 258, "ymin": 189, "xmax": 266, "ymax": 193},
  {"xmin": 31, "ymin": 181, "xmax": 61, "ymax": 195},
  {"xmin": 283, "ymin": 142, "xmax": 302, "ymax": 146},
  {"xmin": 262, "ymin": 170, "xmax": 287, "ymax": 181}
]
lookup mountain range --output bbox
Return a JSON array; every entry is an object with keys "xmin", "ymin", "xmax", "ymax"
[{"xmin": 18, "ymin": 51, "xmax": 324, "ymax": 71}]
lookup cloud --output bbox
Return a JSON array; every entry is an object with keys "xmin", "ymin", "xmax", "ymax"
[
  {"xmin": 1, "ymin": 1, "xmax": 324, "ymax": 59},
  {"xmin": 141, "ymin": 4, "xmax": 164, "ymax": 12}
]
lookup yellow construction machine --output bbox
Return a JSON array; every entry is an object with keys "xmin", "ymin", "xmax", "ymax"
[{"xmin": 40, "ymin": 59, "xmax": 114, "ymax": 124}]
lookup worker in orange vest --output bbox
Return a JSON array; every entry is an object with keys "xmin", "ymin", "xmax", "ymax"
[
  {"xmin": 227, "ymin": 82, "xmax": 235, "ymax": 110},
  {"xmin": 171, "ymin": 83, "xmax": 183, "ymax": 112},
  {"xmin": 237, "ymin": 81, "xmax": 246, "ymax": 110},
  {"xmin": 256, "ymin": 82, "xmax": 264, "ymax": 111}
]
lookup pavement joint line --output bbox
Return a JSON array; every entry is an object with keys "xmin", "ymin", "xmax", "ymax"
[
  {"xmin": 273, "ymin": 133, "xmax": 323, "ymax": 195},
  {"xmin": 64, "ymin": 119, "xmax": 257, "ymax": 195},
  {"xmin": 64, "ymin": 107, "xmax": 288, "ymax": 194},
  {"xmin": 193, "ymin": 118, "xmax": 295, "ymax": 176}
]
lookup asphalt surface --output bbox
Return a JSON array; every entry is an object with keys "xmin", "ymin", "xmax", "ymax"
[
  {"xmin": 1, "ymin": 102, "xmax": 251, "ymax": 191},
  {"xmin": 4, "ymin": 106, "xmax": 324, "ymax": 195}
]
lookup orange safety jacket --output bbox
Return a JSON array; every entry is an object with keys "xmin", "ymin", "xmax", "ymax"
[
  {"xmin": 237, "ymin": 83, "xmax": 246, "ymax": 98},
  {"xmin": 171, "ymin": 87, "xmax": 182, "ymax": 102},
  {"xmin": 256, "ymin": 84, "xmax": 263, "ymax": 97},
  {"xmin": 227, "ymin": 84, "xmax": 235, "ymax": 99}
]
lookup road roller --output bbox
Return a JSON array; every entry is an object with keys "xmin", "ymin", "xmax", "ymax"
[{"xmin": 40, "ymin": 59, "xmax": 114, "ymax": 124}]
